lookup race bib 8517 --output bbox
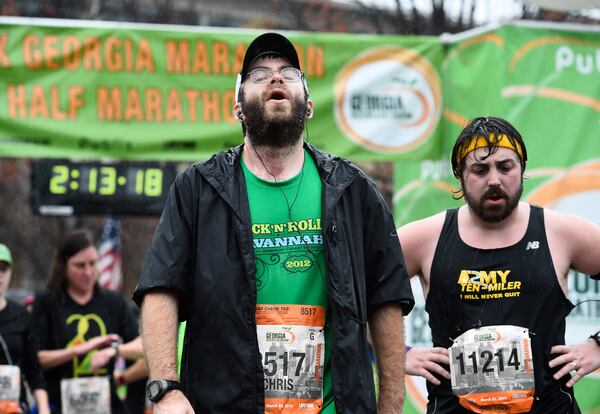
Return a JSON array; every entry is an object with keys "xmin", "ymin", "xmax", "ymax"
[{"xmin": 256, "ymin": 304, "xmax": 325, "ymax": 414}]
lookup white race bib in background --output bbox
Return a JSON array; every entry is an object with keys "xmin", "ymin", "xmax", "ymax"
[
  {"xmin": 0, "ymin": 365, "xmax": 20, "ymax": 402},
  {"xmin": 61, "ymin": 376, "xmax": 111, "ymax": 414}
]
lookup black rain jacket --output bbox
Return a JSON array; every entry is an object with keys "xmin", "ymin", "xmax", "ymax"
[{"xmin": 133, "ymin": 143, "xmax": 414, "ymax": 413}]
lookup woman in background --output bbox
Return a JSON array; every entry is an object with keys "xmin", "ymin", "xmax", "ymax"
[
  {"xmin": 32, "ymin": 230, "xmax": 139, "ymax": 414},
  {"xmin": 0, "ymin": 243, "xmax": 50, "ymax": 414}
]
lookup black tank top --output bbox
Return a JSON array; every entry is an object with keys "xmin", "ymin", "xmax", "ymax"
[{"xmin": 426, "ymin": 206, "xmax": 579, "ymax": 413}]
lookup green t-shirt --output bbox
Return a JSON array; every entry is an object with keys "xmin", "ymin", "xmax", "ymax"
[{"xmin": 243, "ymin": 150, "xmax": 334, "ymax": 414}]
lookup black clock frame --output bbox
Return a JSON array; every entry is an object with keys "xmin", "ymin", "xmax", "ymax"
[{"xmin": 31, "ymin": 159, "xmax": 177, "ymax": 216}]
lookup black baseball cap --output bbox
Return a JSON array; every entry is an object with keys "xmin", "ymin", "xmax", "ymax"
[{"xmin": 240, "ymin": 32, "xmax": 301, "ymax": 82}]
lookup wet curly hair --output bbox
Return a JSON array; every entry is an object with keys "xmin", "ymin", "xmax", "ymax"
[{"xmin": 451, "ymin": 116, "xmax": 527, "ymax": 180}]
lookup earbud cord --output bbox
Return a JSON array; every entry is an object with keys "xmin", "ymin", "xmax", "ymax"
[{"xmin": 252, "ymin": 127, "xmax": 366, "ymax": 327}]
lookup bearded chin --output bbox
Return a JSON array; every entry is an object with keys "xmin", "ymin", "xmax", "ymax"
[
  {"xmin": 242, "ymin": 95, "xmax": 307, "ymax": 149},
  {"xmin": 464, "ymin": 181, "xmax": 523, "ymax": 223}
]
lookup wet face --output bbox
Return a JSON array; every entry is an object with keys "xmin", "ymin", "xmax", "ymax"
[
  {"xmin": 238, "ymin": 56, "xmax": 310, "ymax": 148},
  {"xmin": 0, "ymin": 262, "xmax": 12, "ymax": 298},
  {"xmin": 461, "ymin": 147, "xmax": 524, "ymax": 223},
  {"xmin": 65, "ymin": 246, "xmax": 98, "ymax": 296}
]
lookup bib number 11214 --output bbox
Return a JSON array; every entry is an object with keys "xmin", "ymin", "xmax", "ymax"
[
  {"xmin": 455, "ymin": 347, "xmax": 521, "ymax": 375},
  {"xmin": 449, "ymin": 325, "xmax": 535, "ymax": 414}
]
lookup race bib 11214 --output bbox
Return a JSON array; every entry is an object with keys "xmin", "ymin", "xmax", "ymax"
[{"xmin": 449, "ymin": 325, "xmax": 535, "ymax": 414}]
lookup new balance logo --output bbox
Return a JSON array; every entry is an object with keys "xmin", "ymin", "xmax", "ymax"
[{"xmin": 526, "ymin": 241, "xmax": 540, "ymax": 250}]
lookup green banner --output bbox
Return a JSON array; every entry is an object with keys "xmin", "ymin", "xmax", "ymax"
[
  {"xmin": 0, "ymin": 17, "xmax": 443, "ymax": 161},
  {"xmin": 1, "ymin": 16, "xmax": 598, "ymax": 413},
  {"xmin": 396, "ymin": 22, "xmax": 600, "ymax": 413}
]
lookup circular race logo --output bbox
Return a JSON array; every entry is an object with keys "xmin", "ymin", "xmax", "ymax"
[{"xmin": 334, "ymin": 46, "xmax": 442, "ymax": 153}]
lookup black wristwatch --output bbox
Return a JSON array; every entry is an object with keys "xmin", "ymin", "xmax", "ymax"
[
  {"xmin": 146, "ymin": 379, "xmax": 181, "ymax": 403},
  {"xmin": 590, "ymin": 331, "xmax": 600, "ymax": 347}
]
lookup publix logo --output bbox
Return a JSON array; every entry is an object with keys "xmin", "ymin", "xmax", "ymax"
[
  {"xmin": 555, "ymin": 45, "xmax": 600, "ymax": 75},
  {"xmin": 334, "ymin": 46, "xmax": 441, "ymax": 153}
]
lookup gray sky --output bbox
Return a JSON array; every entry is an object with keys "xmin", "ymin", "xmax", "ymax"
[{"xmin": 341, "ymin": 0, "xmax": 599, "ymax": 24}]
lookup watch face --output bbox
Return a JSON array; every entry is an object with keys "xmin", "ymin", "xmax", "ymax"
[
  {"xmin": 147, "ymin": 379, "xmax": 180, "ymax": 402},
  {"xmin": 147, "ymin": 381, "xmax": 162, "ymax": 400}
]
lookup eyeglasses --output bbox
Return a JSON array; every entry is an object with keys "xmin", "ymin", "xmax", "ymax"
[{"xmin": 247, "ymin": 67, "xmax": 303, "ymax": 84}]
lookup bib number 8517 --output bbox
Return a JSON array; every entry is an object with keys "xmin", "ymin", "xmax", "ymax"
[{"xmin": 262, "ymin": 351, "xmax": 306, "ymax": 377}]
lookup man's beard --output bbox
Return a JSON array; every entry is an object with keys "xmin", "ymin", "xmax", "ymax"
[
  {"xmin": 463, "ymin": 180, "xmax": 523, "ymax": 223},
  {"xmin": 241, "ymin": 92, "xmax": 307, "ymax": 149}
]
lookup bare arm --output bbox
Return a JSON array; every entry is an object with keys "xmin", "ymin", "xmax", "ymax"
[
  {"xmin": 114, "ymin": 358, "xmax": 148, "ymax": 385},
  {"xmin": 370, "ymin": 303, "xmax": 405, "ymax": 413},
  {"xmin": 141, "ymin": 289, "xmax": 194, "ymax": 413},
  {"xmin": 33, "ymin": 388, "xmax": 50, "ymax": 414},
  {"xmin": 38, "ymin": 334, "xmax": 119, "ymax": 369},
  {"xmin": 118, "ymin": 336, "xmax": 144, "ymax": 360},
  {"xmin": 546, "ymin": 210, "xmax": 600, "ymax": 277},
  {"xmin": 398, "ymin": 213, "xmax": 449, "ymax": 384},
  {"xmin": 38, "ymin": 348, "xmax": 76, "ymax": 370},
  {"xmin": 568, "ymin": 215, "xmax": 600, "ymax": 275},
  {"xmin": 91, "ymin": 336, "xmax": 144, "ymax": 371},
  {"xmin": 396, "ymin": 222, "xmax": 426, "ymax": 279},
  {"xmin": 142, "ymin": 290, "xmax": 179, "ymax": 379},
  {"xmin": 396, "ymin": 212, "xmax": 445, "ymax": 294}
]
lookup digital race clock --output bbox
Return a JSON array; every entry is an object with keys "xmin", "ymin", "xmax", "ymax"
[{"xmin": 31, "ymin": 160, "xmax": 177, "ymax": 216}]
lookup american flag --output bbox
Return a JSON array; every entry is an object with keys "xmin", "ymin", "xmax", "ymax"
[{"xmin": 97, "ymin": 216, "xmax": 123, "ymax": 291}]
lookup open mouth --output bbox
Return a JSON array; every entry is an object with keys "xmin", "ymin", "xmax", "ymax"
[{"xmin": 268, "ymin": 89, "xmax": 289, "ymax": 101}]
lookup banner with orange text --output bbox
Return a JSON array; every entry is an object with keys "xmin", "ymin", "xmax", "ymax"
[{"xmin": 0, "ymin": 17, "xmax": 443, "ymax": 161}]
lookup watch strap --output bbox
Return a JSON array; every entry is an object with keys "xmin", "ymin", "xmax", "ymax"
[
  {"xmin": 109, "ymin": 340, "xmax": 120, "ymax": 361},
  {"xmin": 147, "ymin": 379, "xmax": 181, "ymax": 403},
  {"xmin": 590, "ymin": 331, "xmax": 600, "ymax": 347},
  {"xmin": 161, "ymin": 379, "xmax": 181, "ymax": 388}
]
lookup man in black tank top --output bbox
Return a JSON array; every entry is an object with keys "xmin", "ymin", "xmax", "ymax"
[{"xmin": 397, "ymin": 117, "xmax": 600, "ymax": 414}]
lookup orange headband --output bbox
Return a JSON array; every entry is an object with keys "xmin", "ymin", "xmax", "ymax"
[{"xmin": 457, "ymin": 133, "xmax": 524, "ymax": 164}]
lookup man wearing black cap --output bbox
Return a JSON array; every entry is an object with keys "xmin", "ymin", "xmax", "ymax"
[{"xmin": 134, "ymin": 32, "xmax": 414, "ymax": 414}]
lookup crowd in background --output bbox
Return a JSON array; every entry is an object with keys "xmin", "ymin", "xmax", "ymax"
[{"xmin": 0, "ymin": 236, "xmax": 147, "ymax": 414}]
